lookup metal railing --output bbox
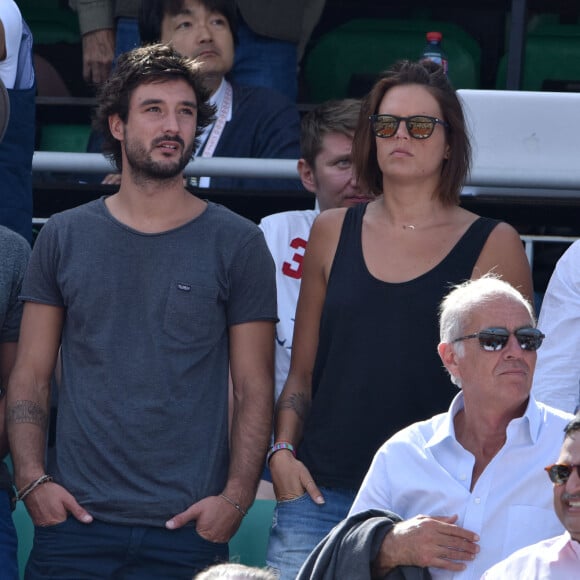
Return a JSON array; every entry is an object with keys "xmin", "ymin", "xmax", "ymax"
[
  {"xmin": 521, "ymin": 235, "xmax": 579, "ymax": 267},
  {"xmin": 31, "ymin": 152, "xmax": 580, "ymax": 269},
  {"xmin": 32, "ymin": 151, "xmax": 580, "ymax": 190},
  {"xmin": 32, "ymin": 152, "xmax": 299, "ymax": 179}
]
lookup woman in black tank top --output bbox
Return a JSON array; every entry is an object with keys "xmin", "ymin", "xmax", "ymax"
[{"xmin": 266, "ymin": 60, "xmax": 533, "ymax": 580}]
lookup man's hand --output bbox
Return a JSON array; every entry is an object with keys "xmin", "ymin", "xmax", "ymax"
[
  {"xmin": 23, "ymin": 482, "xmax": 93, "ymax": 527},
  {"xmin": 101, "ymin": 173, "xmax": 121, "ymax": 185},
  {"xmin": 82, "ymin": 29, "xmax": 115, "ymax": 84},
  {"xmin": 373, "ymin": 514, "xmax": 480, "ymax": 575},
  {"xmin": 269, "ymin": 450, "xmax": 324, "ymax": 504},
  {"xmin": 165, "ymin": 495, "xmax": 242, "ymax": 543}
]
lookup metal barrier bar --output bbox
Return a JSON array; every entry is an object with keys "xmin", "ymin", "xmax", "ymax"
[
  {"xmin": 31, "ymin": 153, "xmax": 580, "ymax": 272},
  {"xmin": 520, "ymin": 235, "xmax": 580, "ymax": 268},
  {"xmin": 32, "ymin": 152, "xmax": 299, "ymax": 179},
  {"xmin": 33, "ymin": 151, "xmax": 580, "ymax": 190}
]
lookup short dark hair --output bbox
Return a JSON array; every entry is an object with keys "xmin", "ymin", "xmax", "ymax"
[
  {"xmin": 564, "ymin": 413, "xmax": 580, "ymax": 438},
  {"xmin": 139, "ymin": 0, "xmax": 238, "ymax": 45},
  {"xmin": 92, "ymin": 43, "xmax": 215, "ymax": 170},
  {"xmin": 300, "ymin": 99, "xmax": 361, "ymax": 168},
  {"xmin": 352, "ymin": 59, "xmax": 471, "ymax": 204}
]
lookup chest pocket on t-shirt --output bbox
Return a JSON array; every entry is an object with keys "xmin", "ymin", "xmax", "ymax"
[{"xmin": 163, "ymin": 281, "xmax": 218, "ymax": 344}]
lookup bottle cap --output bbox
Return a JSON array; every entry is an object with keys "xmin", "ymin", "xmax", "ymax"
[{"xmin": 426, "ymin": 31, "xmax": 443, "ymax": 42}]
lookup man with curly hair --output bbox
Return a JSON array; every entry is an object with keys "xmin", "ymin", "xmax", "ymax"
[{"xmin": 7, "ymin": 44, "xmax": 276, "ymax": 579}]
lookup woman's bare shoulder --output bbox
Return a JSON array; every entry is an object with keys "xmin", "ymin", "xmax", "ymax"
[
  {"xmin": 313, "ymin": 206, "xmax": 349, "ymax": 227},
  {"xmin": 309, "ymin": 207, "xmax": 349, "ymax": 244}
]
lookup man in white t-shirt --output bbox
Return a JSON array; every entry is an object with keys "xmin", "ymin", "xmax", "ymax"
[{"xmin": 259, "ymin": 98, "xmax": 373, "ymax": 403}]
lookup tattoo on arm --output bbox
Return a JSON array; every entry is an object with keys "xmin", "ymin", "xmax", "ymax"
[
  {"xmin": 7, "ymin": 400, "xmax": 48, "ymax": 430},
  {"xmin": 278, "ymin": 392, "xmax": 311, "ymax": 422}
]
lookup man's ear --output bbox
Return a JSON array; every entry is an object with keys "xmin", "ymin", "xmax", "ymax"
[
  {"xmin": 109, "ymin": 114, "xmax": 124, "ymax": 142},
  {"xmin": 297, "ymin": 158, "xmax": 317, "ymax": 194},
  {"xmin": 438, "ymin": 341, "xmax": 461, "ymax": 382}
]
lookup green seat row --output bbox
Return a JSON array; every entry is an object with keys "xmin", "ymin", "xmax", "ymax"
[
  {"xmin": 303, "ymin": 18, "xmax": 482, "ymax": 102},
  {"xmin": 18, "ymin": 0, "xmax": 80, "ymax": 45},
  {"xmin": 496, "ymin": 17, "xmax": 580, "ymax": 90},
  {"xmin": 38, "ymin": 124, "xmax": 92, "ymax": 153}
]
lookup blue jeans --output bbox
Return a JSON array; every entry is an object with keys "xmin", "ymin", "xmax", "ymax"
[
  {"xmin": 25, "ymin": 517, "xmax": 228, "ymax": 579},
  {"xmin": 0, "ymin": 490, "xmax": 18, "ymax": 580},
  {"xmin": 266, "ymin": 487, "xmax": 356, "ymax": 580},
  {"xmin": 231, "ymin": 20, "xmax": 298, "ymax": 102}
]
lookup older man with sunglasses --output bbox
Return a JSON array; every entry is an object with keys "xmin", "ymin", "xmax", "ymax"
[
  {"xmin": 338, "ymin": 276, "xmax": 573, "ymax": 580},
  {"xmin": 481, "ymin": 413, "xmax": 580, "ymax": 578}
]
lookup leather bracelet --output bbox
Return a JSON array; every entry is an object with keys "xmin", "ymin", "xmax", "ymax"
[
  {"xmin": 220, "ymin": 493, "xmax": 247, "ymax": 517},
  {"xmin": 16, "ymin": 474, "xmax": 53, "ymax": 503},
  {"xmin": 267, "ymin": 441, "xmax": 296, "ymax": 465}
]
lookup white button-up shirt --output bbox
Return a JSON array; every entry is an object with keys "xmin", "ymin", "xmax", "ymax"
[
  {"xmin": 349, "ymin": 393, "xmax": 573, "ymax": 580},
  {"xmin": 481, "ymin": 532, "xmax": 580, "ymax": 579}
]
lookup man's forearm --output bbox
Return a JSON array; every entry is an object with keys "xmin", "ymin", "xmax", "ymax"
[
  {"xmin": 7, "ymin": 389, "xmax": 51, "ymax": 489},
  {"xmin": 225, "ymin": 380, "xmax": 273, "ymax": 510}
]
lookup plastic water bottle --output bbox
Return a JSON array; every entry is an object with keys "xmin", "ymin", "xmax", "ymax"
[{"xmin": 421, "ymin": 31, "xmax": 448, "ymax": 75}]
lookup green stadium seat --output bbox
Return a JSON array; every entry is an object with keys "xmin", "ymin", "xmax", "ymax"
[
  {"xmin": 496, "ymin": 18, "xmax": 580, "ymax": 90},
  {"xmin": 303, "ymin": 18, "xmax": 482, "ymax": 102},
  {"xmin": 39, "ymin": 124, "xmax": 92, "ymax": 153},
  {"xmin": 18, "ymin": 0, "xmax": 81, "ymax": 45},
  {"xmin": 229, "ymin": 499, "xmax": 275, "ymax": 567}
]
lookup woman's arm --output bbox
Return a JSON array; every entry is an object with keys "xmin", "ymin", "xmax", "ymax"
[
  {"xmin": 270, "ymin": 209, "xmax": 345, "ymax": 502},
  {"xmin": 472, "ymin": 222, "xmax": 534, "ymax": 306}
]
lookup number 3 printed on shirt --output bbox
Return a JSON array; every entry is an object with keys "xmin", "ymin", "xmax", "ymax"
[{"xmin": 282, "ymin": 237, "xmax": 308, "ymax": 279}]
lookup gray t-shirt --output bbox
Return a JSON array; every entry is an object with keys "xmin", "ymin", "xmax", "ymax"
[{"xmin": 22, "ymin": 198, "xmax": 277, "ymax": 526}]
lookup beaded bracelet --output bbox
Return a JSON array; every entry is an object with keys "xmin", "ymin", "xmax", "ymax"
[
  {"xmin": 266, "ymin": 441, "xmax": 296, "ymax": 465},
  {"xmin": 16, "ymin": 474, "xmax": 53, "ymax": 503},
  {"xmin": 220, "ymin": 493, "xmax": 247, "ymax": 517}
]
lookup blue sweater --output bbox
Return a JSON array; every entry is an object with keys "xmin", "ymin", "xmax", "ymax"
[{"xmin": 208, "ymin": 82, "xmax": 302, "ymax": 192}]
